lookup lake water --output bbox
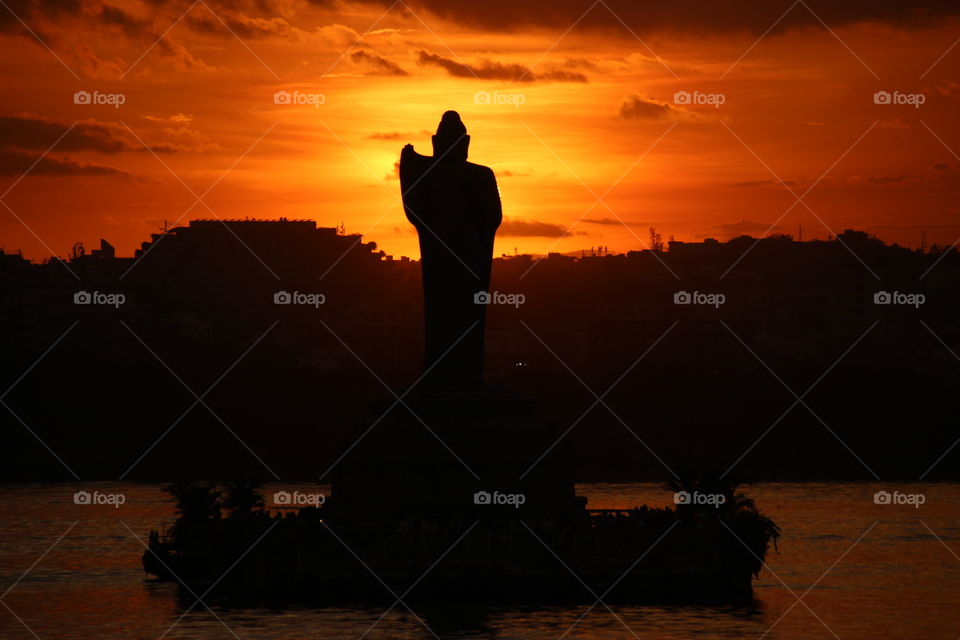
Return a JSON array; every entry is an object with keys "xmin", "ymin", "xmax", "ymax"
[{"xmin": 1, "ymin": 482, "xmax": 958, "ymax": 639}]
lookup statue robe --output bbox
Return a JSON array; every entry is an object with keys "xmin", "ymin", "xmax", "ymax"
[{"xmin": 399, "ymin": 145, "xmax": 502, "ymax": 385}]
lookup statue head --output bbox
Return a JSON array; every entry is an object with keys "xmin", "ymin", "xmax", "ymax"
[{"xmin": 432, "ymin": 110, "xmax": 469, "ymax": 162}]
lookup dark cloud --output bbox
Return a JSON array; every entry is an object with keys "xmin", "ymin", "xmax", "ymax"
[
  {"xmin": 351, "ymin": 50, "xmax": 409, "ymax": 76},
  {"xmin": 2, "ymin": 0, "xmax": 292, "ymax": 44},
  {"xmin": 864, "ymin": 174, "xmax": 910, "ymax": 184},
  {"xmin": 222, "ymin": 17, "xmax": 294, "ymax": 40},
  {"xmin": 186, "ymin": 9, "xmax": 295, "ymax": 39},
  {"xmin": 417, "ymin": 50, "xmax": 587, "ymax": 82},
  {"xmin": 499, "ymin": 218, "xmax": 578, "ymax": 237},
  {"xmin": 562, "ymin": 57, "xmax": 601, "ymax": 72},
  {"xmin": 618, "ymin": 95, "xmax": 690, "ymax": 121},
  {"xmin": 0, "ymin": 115, "xmax": 177, "ymax": 154},
  {"xmin": 0, "ymin": 113, "xmax": 153, "ymax": 179},
  {"xmin": 338, "ymin": 0, "xmax": 960, "ymax": 34},
  {"xmin": 6, "ymin": 0, "xmax": 956, "ymax": 46},
  {"xmin": 583, "ymin": 217, "xmax": 648, "ymax": 226},
  {"xmin": 186, "ymin": 14, "xmax": 221, "ymax": 35},
  {"xmin": 0, "ymin": 148, "xmax": 127, "ymax": 176},
  {"xmin": 0, "ymin": 0, "xmax": 82, "ymax": 33},
  {"xmin": 0, "ymin": 115, "xmax": 130, "ymax": 153},
  {"xmin": 99, "ymin": 4, "xmax": 150, "ymax": 37},
  {"xmin": 730, "ymin": 178, "xmax": 799, "ymax": 187}
]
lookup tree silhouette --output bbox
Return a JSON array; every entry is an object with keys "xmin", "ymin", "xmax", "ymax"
[
  {"xmin": 163, "ymin": 481, "xmax": 222, "ymax": 523},
  {"xmin": 220, "ymin": 475, "xmax": 265, "ymax": 519}
]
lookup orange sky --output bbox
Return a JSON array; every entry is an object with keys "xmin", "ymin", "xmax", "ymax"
[{"xmin": 1, "ymin": 0, "xmax": 959, "ymax": 261}]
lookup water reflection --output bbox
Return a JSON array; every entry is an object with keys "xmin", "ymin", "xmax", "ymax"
[
  {"xmin": 1, "ymin": 482, "xmax": 959, "ymax": 640},
  {"xmin": 166, "ymin": 601, "xmax": 767, "ymax": 640}
]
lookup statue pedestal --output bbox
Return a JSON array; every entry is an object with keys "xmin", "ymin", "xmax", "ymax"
[{"xmin": 328, "ymin": 385, "xmax": 586, "ymax": 523}]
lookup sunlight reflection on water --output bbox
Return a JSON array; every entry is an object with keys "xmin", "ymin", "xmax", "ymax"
[{"xmin": 1, "ymin": 482, "xmax": 958, "ymax": 639}]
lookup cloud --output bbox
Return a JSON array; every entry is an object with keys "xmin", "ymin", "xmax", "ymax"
[
  {"xmin": 416, "ymin": 50, "xmax": 587, "ymax": 82},
  {"xmin": 144, "ymin": 113, "xmax": 195, "ymax": 124},
  {"xmin": 0, "ymin": 113, "xmax": 144, "ymax": 178},
  {"xmin": 183, "ymin": 2, "xmax": 298, "ymax": 40},
  {"xmin": 98, "ymin": 4, "xmax": 151, "ymax": 37},
  {"xmin": 730, "ymin": 178, "xmax": 799, "ymax": 187},
  {"xmin": 154, "ymin": 126, "xmax": 221, "ymax": 153},
  {"xmin": 583, "ymin": 217, "xmax": 649, "ymax": 226},
  {"xmin": 499, "ymin": 217, "xmax": 579, "ymax": 237},
  {"xmin": 336, "ymin": 0, "xmax": 960, "ymax": 34},
  {"xmin": 311, "ymin": 23, "xmax": 361, "ymax": 47},
  {"xmin": 351, "ymin": 50, "xmax": 409, "ymax": 75},
  {"xmin": 714, "ymin": 220, "xmax": 784, "ymax": 236},
  {"xmin": 563, "ymin": 52, "xmax": 701, "ymax": 76},
  {"xmin": 3, "ymin": 0, "xmax": 292, "ymax": 75},
  {"xmin": 369, "ymin": 130, "xmax": 430, "ymax": 140},
  {"xmin": 0, "ymin": 0, "xmax": 83, "ymax": 34},
  {"xmin": 562, "ymin": 56, "xmax": 600, "ymax": 72},
  {"xmin": 618, "ymin": 95, "xmax": 696, "ymax": 121},
  {"xmin": 864, "ymin": 174, "xmax": 910, "ymax": 184},
  {"xmin": 370, "ymin": 131, "xmax": 409, "ymax": 140},
  {"xmin": 0, "ymin": 115, "xmax": 134, "ymax": 153},
  {"xmin": 153, "ymin": 36, "xmax": 216, "ymax": 72},
  {"xmin": 927, "ymin": 80, "xmax": 960, "ymax": 99},
  {"xmin": 0, "ymin": 148, "xmax": 128, "ymax": 177},
  {"xmin": 0, "ymin": 114, "xmax": 179, "ymax": 154}
]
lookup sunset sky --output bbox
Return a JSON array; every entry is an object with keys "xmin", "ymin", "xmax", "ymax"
[{"xmin": 1, "ymin": 0, "xmax": 959, "ymax": 260}]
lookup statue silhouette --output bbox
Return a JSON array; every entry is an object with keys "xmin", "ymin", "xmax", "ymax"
[{"xmin": 400, "ymin": 111, "xmax": 502, "ymax": 385}]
